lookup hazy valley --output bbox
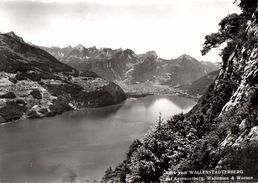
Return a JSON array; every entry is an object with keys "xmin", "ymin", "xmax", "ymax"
[{"xmin": 42, "ymin": 45, "xmax": 219, "ymax": 97}]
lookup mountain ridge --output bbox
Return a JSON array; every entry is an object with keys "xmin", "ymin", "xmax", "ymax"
[
  {"xmin": 42, "ymin": 45, "xmax": 219, "ymax": 87},
  {"xmin": 0, "ymin": 32, "xmax": 126, "ymax": 123}
]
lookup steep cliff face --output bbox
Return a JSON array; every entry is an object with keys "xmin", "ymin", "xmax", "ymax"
[
  {"xmin": 0, "ymin": 32, "xmax": 126, "ymax": 123},
  {"xmin": 102, "ymin": 2, "xmax": 258, "ymax": 183}
]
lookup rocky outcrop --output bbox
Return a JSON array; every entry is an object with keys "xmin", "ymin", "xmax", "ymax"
[{"xmin": 0, "ymin": 32, "xmax": 126, "ymax": 123}]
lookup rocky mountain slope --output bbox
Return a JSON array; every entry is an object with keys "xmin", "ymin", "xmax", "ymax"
[
  {"xmin": 0, "ymin": 32, "xmax": 126, "ymax": 123},
  {"xmin": 178, "ymin": 70, "xmax": 220, "ymax": 97},
  {"xmin": 42, "ymin": 45, "xmax": 138, "ymax": 81},
  {"xmin": 102, "ymin": 1, "xmax": 258, "ymax": 182},
  {"xmin": 157, "ymin": 54, "xmax": 218, "ymax": 86},
  {"xmin": 42, "ymin": 46, "xmax": 218, "ymax": 86}
]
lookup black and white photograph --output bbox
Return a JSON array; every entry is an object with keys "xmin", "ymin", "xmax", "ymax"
[{"xmin": 0, "ymin": 0, "xmax": 257, "ymax": 182}]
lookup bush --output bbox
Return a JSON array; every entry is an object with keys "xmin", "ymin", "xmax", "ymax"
[
  {"xmin": 128, "ymin": 146, "xmax": 161, "ymax": 182},
  {"xmin": 27, "ymin": 110, "xmax": 40, "ymax": 119},
  {"xmin": 15, "ymin": 99, "xmax": 26, "ymax": 106},
  {"xmin": 0, "ymin": 92, "xmax": 16, "ymax": 99},
  {"xmin": 8, "ymin": 77, "xmax": 17, "ymax": 84},
  {"xmin": 30, "ymin": 89, "xmax": 42, "ymax": 99},
  {"xmin": 15, "ymin": 72, "xmax": 26, "ymax": 80},
  {"xmin": 127, "ymin": 139, "xmax": 143, "ymax": 159},
  {"xmin": 38, "ymin": 108, "xmax": 48, "ymax": 115},
  {"xmin": 26, "ymin": 72, "xmax": 41, "ymax": 81},
  {"xmin": 44, "ymin": 83, "xmax": 83, "ymax": 97},
  {"xmin": 49, "ymin": 99, "xmax": 73, "ymax": 114},
  {"xmin": 0, "ymin": 101, "xmax": 27, "ymax": 122}
]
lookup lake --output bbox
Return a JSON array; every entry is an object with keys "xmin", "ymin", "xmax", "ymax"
[{"xmin": 0, "ymin": 95, "xmax": 196, "ymax": 183}]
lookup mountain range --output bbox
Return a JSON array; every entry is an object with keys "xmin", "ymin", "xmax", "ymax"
[
  {"xmin": 0, "ymin": 32, "xmax": 126, "ymax": 123},
  {"xmin": 0, "ymin": 31, "xmax": 219, "ymax": 124},
  {"xmin": 42, "ymin": 45, "xmax": 219, "ymax": 87}
]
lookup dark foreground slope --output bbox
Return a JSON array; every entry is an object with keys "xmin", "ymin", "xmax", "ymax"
[
  {"xmin": 102, "ymin": 3, "xmax": 258, "ymax": 183},
  {"xmin": 0, "ymin": 32, "xmax": 126, "ymax": 123}
]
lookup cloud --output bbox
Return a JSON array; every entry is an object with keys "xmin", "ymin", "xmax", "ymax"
[
  {"xmin": 0, "ymin": 0, "xmax": 240, "ymax": 62},
  {"xmin": 0, "ymin": 1, "xmax": 88, "ymax": 32},
  {"xmin": 0, "ymin": 1, "xmax": 176, "ymax": 32}
]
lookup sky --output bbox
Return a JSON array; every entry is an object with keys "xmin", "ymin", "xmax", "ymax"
[{"xmin": 0, "ymin": 0, "xmax": 241, "ymax": 62}]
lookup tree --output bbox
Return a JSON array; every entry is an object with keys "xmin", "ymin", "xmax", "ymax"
[
  {"xmin": 201, "ymin": 0, "xmax": 257, "ymax": 67},
  {"xmin": 201, "ymin": 13, "xmax": 245, "ymax": 56},
  {"xmin": 235, "ymin": 0, "xmax": 258, "ymax": 17}
]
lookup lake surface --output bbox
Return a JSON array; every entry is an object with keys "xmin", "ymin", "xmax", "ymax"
[{"xmin": 0, "ymin": 95, "xmax": 196, "ymax": 183}]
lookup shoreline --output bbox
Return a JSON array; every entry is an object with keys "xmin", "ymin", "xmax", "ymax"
[{"xmin": 0, "ymin": 93, "xmax": 198, "ymax": 126}]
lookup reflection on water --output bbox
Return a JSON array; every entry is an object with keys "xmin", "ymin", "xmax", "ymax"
[{"xmin": 0, "ymin": 95, "xmax": 196, "ymax": 183}]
